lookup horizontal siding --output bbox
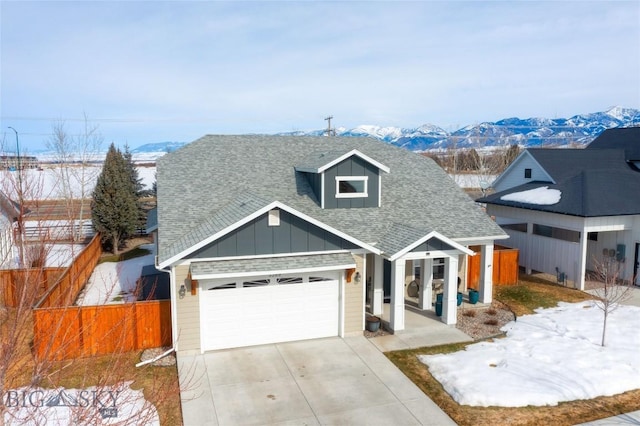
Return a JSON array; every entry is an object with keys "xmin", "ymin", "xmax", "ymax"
[
  {"xmin": 494, "ymin": 154, "xmax": 550, "ymax": 192},
  {"xmin": 175, "ymin": 265, "xmax": 200, "ymax": 352}
]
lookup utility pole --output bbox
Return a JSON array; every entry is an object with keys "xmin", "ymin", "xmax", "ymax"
[{"xmin": 324, "ymin": 116, "xmax": 335, "ymax": 137}]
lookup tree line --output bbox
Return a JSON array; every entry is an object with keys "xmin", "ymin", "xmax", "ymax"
[{"xmin": 424, "ymin": 144, "xmax": 521, "ymax": 174}]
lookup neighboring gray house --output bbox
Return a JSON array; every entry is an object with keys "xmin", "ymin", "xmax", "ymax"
[
  {"xmin": 153, "ymin": 135, "xmax": 506, "ymax": 353},
  {"xmin": 479, "ymin": 127, "xmax": 640, "ymax": 290}
]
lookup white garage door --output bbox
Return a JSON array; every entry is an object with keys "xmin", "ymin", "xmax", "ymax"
[{"xmin": 199, "ymin": 273, "xmax": 340, "ymax": 351}]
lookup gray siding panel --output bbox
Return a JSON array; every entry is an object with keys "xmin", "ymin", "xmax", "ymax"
[
  {"xmin": 303, "ymin": 171, "xmax": 322, "ymax": 204},
  {"xmin": 308, "ymin": 225, "xmax": 325, "ymax": 251},
  {"xmin": 217, "ymin": 233, "xmax": 235, "ymax": 257},
  {"xmin": 236, "ymin": 222, "xmax": 255, "ymax": 255},
  {"xmin": 323, "ymin": 156, "xmax": 380, "ymax": 209},
  {"xmin": 411, "ymin": 238, "xmax": 455, "ymax": 252},
  {"xmin": 290, "ymin": 215, "xmax": 309, "ymax": 252},
  {"xmin": 273, "ymin": 218, "xmax": 292, "ymax": 253},
  {"xmin": 188, "ymin": 209, "xmax": 357, "ymax": 258},
  {"xmin": 254, "ymin": 215, "xmax": 273, "ymax": 255}
]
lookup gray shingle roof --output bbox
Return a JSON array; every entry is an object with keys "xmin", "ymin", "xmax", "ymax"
[
  {"xmin": 294, "ymin": 149, "xmax": 353, "ymax": 173},
  {"xmin": 526, "ymin": 148, "xmax": 625, "ymax": 184},
  {"xmin": 587, "ymin": 127, "xmax": 640, "ymax": 160},
  {"xmin": 479, "ymin": 127, "xmax": 640, "ymax": 217},
  {"xmin": 190, "ymin": 252, "xmax": 357, "ymax": 279},
  {"xmin": 157, "ymin": 135, "xmax": 505, "ymax": 264}
]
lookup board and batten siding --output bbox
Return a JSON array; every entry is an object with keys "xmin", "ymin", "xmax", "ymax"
[
  {"xmin": 323, "ymin": 156, "xmax": 380, "ymax": 209},
  {"xmin": 174, "ymin": 264, "xmax": 201, "ymax": 352},
  {"xmin": 188, "ymin": 209, "xmax": 357, "ymax": 259},
  {"xmin": 493, "ymin": 153, "xmax": 552, "ymax": 193},
  {"xmin": 343, "ymin": 254, "xmax": 364, "ymax": 333}
]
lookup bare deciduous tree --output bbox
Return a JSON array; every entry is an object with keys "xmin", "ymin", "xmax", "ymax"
[
  {"xmin": 0, "ymin": 143, "xmax": 186, "ymax": 425},
  {"xmin": 46, "ymin": 114, "xmax": 103, "ymax": 242},
  {"xmin": 590, "ymin": 256, "xmax": 634, "ymax": 347}
]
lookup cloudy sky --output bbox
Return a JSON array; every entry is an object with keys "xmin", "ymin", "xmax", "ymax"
[{"xmin": 1, "ymin": 1, "xmax": 639, "ymax": 151}]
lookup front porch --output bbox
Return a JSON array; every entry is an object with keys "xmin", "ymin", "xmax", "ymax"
[
  {"xmin": 367, "ymin": 302, "xmax": 477, "ymax": 351},
  {"xmin": 364, "ymin": 238, "xmax": 496, "ymax": 333}
]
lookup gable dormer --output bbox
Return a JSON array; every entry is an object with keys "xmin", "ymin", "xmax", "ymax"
[
  {"xmin": 491, "ymin": 150, "xmax": 553, "ymax": 193},
  {"xmin": 295, "ymin": 149, "xmax": 390, "ymax": 209}
]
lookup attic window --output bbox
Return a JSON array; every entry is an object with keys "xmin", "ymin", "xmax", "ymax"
[
  {"xmin": 268, "ymin": 209, "xmax": 280, "ymax": 226},
  {"xmin": 524, "ymin": 168, "xmax": 532, "ymax": 179},
  {"xmin": 335, "ymin": 176, "xmax": 368, "ymax": 198}
]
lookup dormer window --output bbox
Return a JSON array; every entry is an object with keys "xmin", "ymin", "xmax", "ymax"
[
  {"xmin": 295, "ymin": 149, "xmax": 389, "ymax": 209},
  {"xmin": 336, "ymin": 176, "xmax": 368, "ymax": 198}
]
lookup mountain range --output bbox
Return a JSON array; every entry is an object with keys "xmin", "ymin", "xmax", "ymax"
[{"xmin": 132, "ymin": 106, "xmax": 639, "ymax": 155}]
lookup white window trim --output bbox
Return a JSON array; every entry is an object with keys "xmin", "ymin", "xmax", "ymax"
[
  {"xmin": 268, "ymin": 209, "xmax": 280, "ymax": 226},
  {"xmin": 335, "ymin": 176, "xmax": 368, "ymax": 199}
]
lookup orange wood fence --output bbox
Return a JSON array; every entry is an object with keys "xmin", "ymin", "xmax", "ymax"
[
  {"xmin": 33, "ymin": 300, "xmax": 172, "ymax": 361},
  {"xmin": 1, "ymin": 235, "xmax": 102, "ymax": 309},
  {"xmin": 34, "ymin": 234, "xmax": 102, "ymax": 308},
  {"xmin": 0, "ymin": 268, "xmax": 65, "ymax": 308},
  {"xmin": 467, "ymin": 244, "xmax": 519, "ymax": 288}
]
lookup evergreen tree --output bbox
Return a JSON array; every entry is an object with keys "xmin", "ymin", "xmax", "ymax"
[
  {"xmin": 123, "ymin": 143, "xmax": 147, "ymax": 234},
  {"xmin": 151, "ymin": 172, "xmax": 157, "ymax": 197},
  {"xmin": 91, "ymin": 143, "xmax": 138, "ymax": 254},
  {"xmin": 123, "ymin": 143, "xmax": 145, "ymax": 197}
]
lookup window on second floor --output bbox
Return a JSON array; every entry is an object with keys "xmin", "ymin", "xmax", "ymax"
[
  {"xmin": 335, "ymin": 176, "xmax": 368, "ymax": 198},
  {"xmin": 524, "ymin": 168, "xmax": 532, "ymax": 178}
]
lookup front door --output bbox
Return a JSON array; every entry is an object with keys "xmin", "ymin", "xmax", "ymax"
[{"xmin": 634, "ymin": 243, "xmax": 639, "ymax": 286}]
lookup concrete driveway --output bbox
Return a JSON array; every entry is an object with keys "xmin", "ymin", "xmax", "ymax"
[{"xmin": 177, "ymin": 336, "xmax": 456, "ymax": 425}]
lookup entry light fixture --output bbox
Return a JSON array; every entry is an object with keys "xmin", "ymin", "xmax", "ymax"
[
  {"xmin": 179, "ymin": 284, "xmax": 186, "ymax": 299},
  {"xmin": 354, "ymin": 272, "xmax": 361, "ymax": 283}
]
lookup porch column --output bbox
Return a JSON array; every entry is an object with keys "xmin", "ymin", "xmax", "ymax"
[
  {"xmin": 390, "ymin": 258, "xmax": 406, "ymax": 331},
  {"xmin": 479, "ymin": 244, "xmax": 494, "ymax": 304},
  {"xmin": 576, "ymin": 232, "xmax": 588, "ymax": 291},
  {"xmin": 372, "ymin": 255, "xmax": 384, "ymax": 315},
  {"xmin": 525, "ymin": 223, "xmax": 533, "ymax": 274},
  {"xmin": 419, "ymin": 258, "xmax": 433, "ymax": 310},
  {"xmin": 441, "ymin": 255, "xmax": 458, "ymax": 325}
]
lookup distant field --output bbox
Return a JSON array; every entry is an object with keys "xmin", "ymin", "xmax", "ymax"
[{"xmin": 0, "ymin": 165, "xmax": 155, "ymax": 200}]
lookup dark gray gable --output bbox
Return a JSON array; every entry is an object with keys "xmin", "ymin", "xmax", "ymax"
[
  {"xmin": 587, "ymin": 127, "xmax": 640, "ymax": 160},
  {"xmin": 323, "ymin": 155, "xmax": 380, "ymax": 209},
  {"xmin": 187, "ymin": 208, "xmax": 358, "ymax": 259},
  {"xmin": 411, "ymin": 237, "xmax": 455, "ymax": 252}
]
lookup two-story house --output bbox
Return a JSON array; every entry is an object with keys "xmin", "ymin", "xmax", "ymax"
[
  {"xmin": 153, "ymin": 135, "xmax": 506, "ymax": 353},
  {"xmin": 478, "ymin": 127, "xmax": 640, "ymax": 290}
]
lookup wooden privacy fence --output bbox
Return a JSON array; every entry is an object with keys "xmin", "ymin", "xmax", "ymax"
[
  {"xmin": 33, "ymin": 300, "xmax": 172, "ymax": 361},
  {"xmin": 467, "ymin": 244, "xmax": 519, "ymax": 287},
  {"xmin": 0, "ymin": 268, "xmax": 65, "ymax": 308},
  {"xmin": 0, "ymin": 235, "xmax": 101, "ymax": 309},
  {"xmin": 35, "ymin": 234, "xmax": 102, "ymax": 308}
]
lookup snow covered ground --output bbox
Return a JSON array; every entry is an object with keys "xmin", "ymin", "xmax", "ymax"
[
  {"xmin": 449, "ymin": 173, "xmax": 497, "ymax": 189},
  {"xmin": 2, "ymin": 164, "xmax": 488, "ymax": 201},
  {"xmin": 75, "ymin": 244, "xmax": 155, "ymax": 306},
  {"xmin": 1, "ymin": 166, "xmax": 155, "ymax": 200},
  {"xmin": 420, "ymin": 301, "xmax": 640, "ymax": 407}
]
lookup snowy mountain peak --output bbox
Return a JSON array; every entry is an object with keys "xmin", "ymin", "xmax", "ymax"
[
  {"xmin": 122, "ymin": 106, "xmax": 639, "ymax": 159},
  {"xmin": 605, "ymin": 106, "xmax": 638, "ymax": 121}
]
